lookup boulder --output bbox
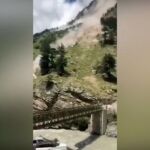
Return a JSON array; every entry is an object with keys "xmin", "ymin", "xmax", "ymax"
[
  {"xmin": 105, "ymin": 122, "xmax": 117, "ymax": 138},
  {"xmin": 64, "ymin": 86, "xmax": 98, "ymax": 103}
]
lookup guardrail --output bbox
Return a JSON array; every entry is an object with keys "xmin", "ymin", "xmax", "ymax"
[{"xmin": 33, "ymin": 104, "xmax": 102, "ymax": 128}]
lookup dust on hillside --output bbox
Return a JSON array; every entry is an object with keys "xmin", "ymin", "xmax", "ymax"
[{"xmin": 54, "ymin": 0, "xmax": 117, "ymax": 47}]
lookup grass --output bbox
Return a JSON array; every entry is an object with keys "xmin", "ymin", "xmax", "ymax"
[
  {"xmin": 66, "ymin": 43, "xmax": 116, "ymax": 79},
  {"xmin": 33, "ymin": 42, "xmax": 117, "ymax": 99}
]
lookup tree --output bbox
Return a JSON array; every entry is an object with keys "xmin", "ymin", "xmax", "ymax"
[
  {"xmin": 100, "ymin": 4, "xmax": 117, "ymax": 47},
  {"xmin": 40, "ymin": 55, "xmax": 50, "ymax": 75},
  {"xmin": 40, "ymin": 37, "xmax": 56, "ymax": 75},
  {"xmin": 40, "ymin": 38, "xmax": 50, "ymax": 75},
  {"xmin": 39, "ymin": 34, "xmax": 68, "ymax": 76},
  {"xmin": 56, "ymin": 44, "xmax": 67, "ymax": 76},
  {"xmin": 96, "ymin": 53, "xmax": 116, "ymax": 82}
]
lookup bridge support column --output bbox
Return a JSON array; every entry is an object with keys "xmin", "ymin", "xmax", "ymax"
[
  {"xmin": 100, "ymin": 109, "xmax": 107, "ymax": 135},
  {"xmin": 91, "ymin": 110, "xmax": 107, "ymax": 135}
]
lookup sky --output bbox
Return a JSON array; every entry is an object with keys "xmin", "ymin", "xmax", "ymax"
[{"xmin": 33, "ymin": 0, "xmax": 92, "ymax": 34}]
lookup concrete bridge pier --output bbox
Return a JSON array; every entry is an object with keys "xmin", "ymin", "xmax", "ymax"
[{"xmin": 91, "ymin": 110, "xmax": 107, "ymax": 135}]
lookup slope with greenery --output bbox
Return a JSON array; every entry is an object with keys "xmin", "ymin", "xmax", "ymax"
[{"xmin": 33, "ymin": 4, "xmax": 117, "ymax": 112}]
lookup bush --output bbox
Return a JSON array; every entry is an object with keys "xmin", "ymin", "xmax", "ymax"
[
  {"xmin": 34, "ymin": 43, "xmax": 40, "ymax": 49},
  {"xmin": 40, "ymin": 55, "xmax": 50, "ymax": 75},
  {"xmin": 96, "ymin": 53, "xmax": 116, "ymax": 82},
  {"xmin": 72, "ymin": 117, "xmax": 89, "ymax": 131}
]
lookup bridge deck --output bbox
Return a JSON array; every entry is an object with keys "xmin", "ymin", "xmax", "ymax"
[{"xmin": 33, "ymin": 104, "xmax": 102, "ymax": 129}]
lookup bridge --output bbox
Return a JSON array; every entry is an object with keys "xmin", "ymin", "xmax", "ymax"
[{"xmin": 33, "ymin": 104, "xmax": 107, "ymax": 135}]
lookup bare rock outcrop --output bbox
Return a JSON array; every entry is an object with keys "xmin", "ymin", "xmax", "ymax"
[{"xmin": 106, "ymin": 122, "xmax": 117, "ymax": 138}]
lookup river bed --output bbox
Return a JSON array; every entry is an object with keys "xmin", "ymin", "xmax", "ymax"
[{"xmin": 33, "ymin": 129, "xmax": 117, "ymax": 150}]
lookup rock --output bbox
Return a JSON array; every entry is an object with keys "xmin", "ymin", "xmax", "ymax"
[
  {"xmin": 53, "ymin": 99, "xmax": 72, "ymax": 109},
  {"xmin": 64, "ymin": 86, "xmax": 98, "ymax": 103},
  {"xmin": 33, "ymin": 99, "xmax": 48, "ymax": 111},
  {"xmin": 33, "ymin": 55, "xmax": 41, "ymax": 76},
  {"xmin": 102, "ymin": 101, "xmax": 117, "ymax": 122},
  {"xmin": 33, "ymin": 83, "xmax": 60, "ymax": 111},
  {"xmin": 106, "ymin": 122, "xmax": 117, "ymax": 138},
  {"xmin": 34, "ymin": 84, "xmax": 103, "ymax": 111}
]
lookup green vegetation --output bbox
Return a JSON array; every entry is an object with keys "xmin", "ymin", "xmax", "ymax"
[
  {"xmin": 40, "ymin": 36, "xmax": 55, "ymax": 75},
  {"xmin": 33, "ymin": 28, "xmax": 68, "ymax": 59},
  {"xmin": 55, "ymin": 44, "xmax": 68, "ymax": 76},
  {"xmin": 61, "ymin": 116, "xmax": 89, "ymax": 131},
  {"xmin": 96, "ymin": 53, "xmax": 116, "ymax": 83},
  {"xmin": 66, "ymin": 44, "xmax": 115, "ymax": 78},
  {"xmin": 33, "ymin": 4, "xmax": 117, "ymax": 100},
  {"xmin": 34, "ymin": 41, "xmax": 116, "ymax": 99},
  {"xmin": 36, "ymin": 34, "xmax": 68, "ymax": 76},
  {"xmin": 76, "ymin": 117, "xmax": 89, "ymax": 131},
  {"xmin": 100, "ymin": 4, "xmax": 117, "ymax": 46}
]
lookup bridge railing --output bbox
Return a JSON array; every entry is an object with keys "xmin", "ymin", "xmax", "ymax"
[{"xmin": 33, "ymin": 104, "xmax": 102, "ymax": 124}]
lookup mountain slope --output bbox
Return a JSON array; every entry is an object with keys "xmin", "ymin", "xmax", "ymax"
[
  {"xmin": 54, "ymin": 0, "xmax": 117, "ymax": 47},
  {"xmin": 33, "ymin": 0, "xmax": 117, "ymax": 112}
]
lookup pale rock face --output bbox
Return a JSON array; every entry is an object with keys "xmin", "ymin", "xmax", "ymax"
[
  {"xmin": 103, "ymin": 101, "xmax": 117, "ymax": 115},
  {"xmin": 106, "ymin": 121, "xmax": 117, "ymax": 137},
  {"xmin": 33, "ymin": 55, "xmax": 42, "ymax": 78},
  {"xmin": 33, "ymin": 99, "xmax": 48, "ymax": 111},
  {"xmin": 103, "ymin": 102, "xmax": 117, "ymax": 123}
]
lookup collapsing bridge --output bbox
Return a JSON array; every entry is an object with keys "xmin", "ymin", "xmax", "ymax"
[{"xmin": 33, "ymin": 104, "xmax": 107, "ymax": 135}]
